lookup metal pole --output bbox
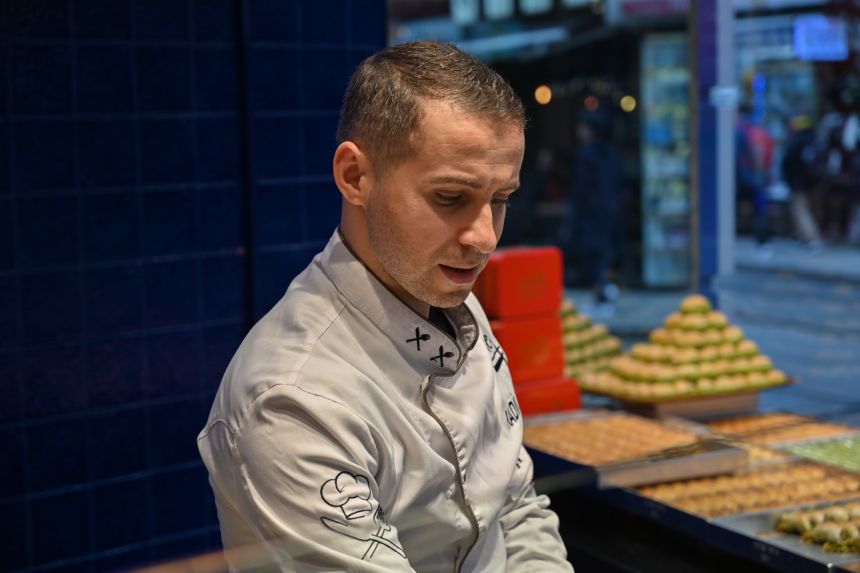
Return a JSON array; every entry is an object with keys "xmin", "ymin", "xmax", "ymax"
[{"xmin": 689, "ymin": 0, "xmax": 735, "ymax": 303}]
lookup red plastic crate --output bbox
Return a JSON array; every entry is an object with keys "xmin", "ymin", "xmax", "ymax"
[
  {"xmin": 490, "ymin": 315, "xmax": 564, "ymax": 383},
  {"xmin": 515, "ymin": 377, "xmax": 582, "ymax": 416},
  {"xmin": 474, "ymin": 246, "xmax": 563, "ymax": 320}
]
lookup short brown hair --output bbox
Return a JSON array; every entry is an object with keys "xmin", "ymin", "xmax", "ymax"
[{"xmin": 337, "ymin": 40, "xmax": 525, "ymax": 170}]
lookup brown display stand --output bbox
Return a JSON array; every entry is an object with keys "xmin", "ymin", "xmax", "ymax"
[{"xmin": 620, "ymin": 391, "xmax": 760, "ymax": 421}]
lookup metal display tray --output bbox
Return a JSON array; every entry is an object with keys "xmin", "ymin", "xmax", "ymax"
[
  {"xmin": 775, "ymin": 433, "xmax": 860, "ymax": 473},
  {"xmin": 527, "ymin": 409, "xmax": 860, "ymax": 571},
  {"xmin": 530, "ymin": 440, "xmax": 748, "ymax": 492},
  {"xmin": 525, "ymin": 410, "xmax": 748, "ymax": 492},
  {"xmin": 619, "ymin": 390, "xmax": 761, "ymax": 420},
  {"xmin": 585, "ymin": 484, "xmax": 860, "ymax": 572},
  {"xmin": 713, "ymin": 502, "xmax": 860, "ymax": 571},
  {"xmin": 834, "ymin": 561, "xmax": 860, "ymax": 573}
]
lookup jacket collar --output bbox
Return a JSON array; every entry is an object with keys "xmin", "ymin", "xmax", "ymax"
[{"xmin": 320, "ymin": 230, "xmax": 477, "ymax": 376}]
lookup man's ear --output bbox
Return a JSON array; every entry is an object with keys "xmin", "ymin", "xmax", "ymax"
[{"xmin": 333, "ymin": 141, "xmax": 372, "ymax": 207}]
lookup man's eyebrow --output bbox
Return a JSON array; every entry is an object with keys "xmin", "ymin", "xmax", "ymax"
[
  {"xmin": 426, "ymin": 175, "xmax": 483, "ymax": 188},
  {"xmin": 426, "ymin": 175, "xmax": 520, "ymax": 191}
]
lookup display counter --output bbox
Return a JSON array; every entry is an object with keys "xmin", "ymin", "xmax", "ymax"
[{"xmin": 528, "ymin": 410, "xmax": 860, "ymax": 572}]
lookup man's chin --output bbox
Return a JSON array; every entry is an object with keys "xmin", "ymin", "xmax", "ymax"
[{"xmin": 426, "ymin": 287, "xmax": 472, "ymax": 309}]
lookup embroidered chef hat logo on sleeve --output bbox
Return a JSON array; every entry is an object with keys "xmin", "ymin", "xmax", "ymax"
[
  {"xmin": 319, "ymin": 471, "xmax": 406, "ymax": 561},
  {"xmin": 321, "ymin": 471, "xmax": 373, "ymax": 519}
]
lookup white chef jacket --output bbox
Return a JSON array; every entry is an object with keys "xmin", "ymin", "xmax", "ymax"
[{"xmin": 198, "ymin": 230, "xmax": 574, "ymax": 573}]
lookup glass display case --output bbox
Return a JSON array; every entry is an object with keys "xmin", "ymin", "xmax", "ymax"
[{"xmin": 640, "ymin": 33, "xmax": 691, "ymax": 287}]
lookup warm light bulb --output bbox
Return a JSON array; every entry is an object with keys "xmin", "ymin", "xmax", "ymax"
[
  {"xmin": 584, "ymin": 95, "xmax": 599, "ymax": 111},
  {"xmin": 620, "ymin": 95, "xmax": 637, "ymax": 112},
  {"xmin": 535, "ymin": 85, "xmax": 552, "ymax": 105}
]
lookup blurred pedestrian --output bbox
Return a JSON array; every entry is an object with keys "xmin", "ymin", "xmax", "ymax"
[
  {"xmin": 568, "ymin": 110, "xmax": 621, "ymax": 307},
  {"xmin": 817, "ymin": 78, "xmax": 860, "ymax": 242},
  {"xmin": 781, "ymin": 114, "xmax": 823, "ymax": 248},
  {"xmin": 736, "ymin": 105, "xmax": 774, "ymax": 251}
]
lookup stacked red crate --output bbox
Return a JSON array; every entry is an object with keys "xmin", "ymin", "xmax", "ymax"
[{"xmin": 474, "ymin": 246, "xmax": 581, "ymax": 416}]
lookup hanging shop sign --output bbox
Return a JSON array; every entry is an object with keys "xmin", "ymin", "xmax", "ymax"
[
  {"xmin": 709, "ymin": 85, "xmax": 740, "ymax": 108},
  {"xmin": 734, "ymin": 0, "xmax": 826, "ymax": 10},
  {"xmin": 454, "ymin": 0, "xmax": 595, "ymax": 24},
  {"xmin": 484, "ymin": 0, "xmax": 515, "ymax": 20},
  {"xmin": 519, "ymin": 0, "xmax": 554, "ymax": 15},
  {"xmin": 736, "ymin": 14, "xmax": 796, "ymax": 63},
  {"xmin": 452, "ymin": 0, "xmax": 480, "ymax": 24},
  {"xmin": 606, "ymin": 0, "xmax": 828, "ymax": 25},
  {"xmin": 794, "ymin": 14, "xmax": 849, "ymax": 61},
  {"xmin": 605, "ymin": 0, "xmax": 688, "ymax": 24}
]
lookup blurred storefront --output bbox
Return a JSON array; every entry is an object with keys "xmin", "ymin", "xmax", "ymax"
[
  {"xmin": 391, "ymin": 6, "xmax": 860, "ymax": 573},
  {"xmin": 390, "ymin": 0, "xmax": 860, "ymax": 289}
]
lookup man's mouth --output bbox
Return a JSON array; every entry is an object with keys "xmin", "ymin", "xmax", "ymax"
[{"xmin": 439, "ymin": 264, "xmax": 482, "ymax": 284}]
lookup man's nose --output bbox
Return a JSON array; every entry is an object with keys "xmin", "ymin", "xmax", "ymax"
[{"xmin": 459, "ymin": 203, "xmax": 498, "ymax": 255}]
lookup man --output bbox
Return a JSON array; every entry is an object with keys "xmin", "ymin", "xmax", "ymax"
[{"xmin": 198, "ymin": 40, "xmax": 574, "ymax": 572}]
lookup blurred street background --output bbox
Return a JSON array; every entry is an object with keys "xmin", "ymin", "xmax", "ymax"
[{"xmin": 570, "ymin": 236, "xmax": 860, "ymax": 425}]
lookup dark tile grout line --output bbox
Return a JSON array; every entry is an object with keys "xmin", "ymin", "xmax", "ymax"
[
  {"xmin": 68, "ymin": 0, "xmax": 99, "ymax": 560},
  {"xmin": 126, "ymin": 0, "xmax": 158, "ymax": 556},
  {"xmin": 7, "ymin": 523, "xmax": 222, "ymax": 573},
  {"xmin": 190, "ymin": 0, "xmax": 208, "ymax": 451},
  {"xmin": 7, "ymin": 7, "xmax": 34, "ymax": 562},
  {"xmin": 2, "ymin": 36, "xmax": 232, "ymax": 48},
  {"xmin": 0, "ymin": 249, "xmax": 248, "ymax": 278},
  {"xmin": 1, "ymin": 111, "xmax": 236, "ymax": 120},
  {"xmin": 0, "ymin": 33, "xmax": 379, "ymax": 52},
  {"xmin": 251, "ymin": 174, "xmax": 331, "ymax": 186},
  {"xmin": 256, "ymin": 239, "xmax": 326, "ymax": 255},
  {"xmin": 0, "ymin": 316, "xmax": 244, "ymax": 357},
  {"xmin": 1, "ymin": 179, "xmax": 238, "ymax": 198},
  {"xmin": 253, "ymin": 109, "xmax": 340, "ymax": 118}
]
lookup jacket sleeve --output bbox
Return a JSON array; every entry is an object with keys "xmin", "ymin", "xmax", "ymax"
[
  {"xmin": 200, "ymin": 384, "xmax": 416, "ymax": 573},
  {"xmin": 498, "ymin": 445, "xmax": 575, "ymax": 572}
]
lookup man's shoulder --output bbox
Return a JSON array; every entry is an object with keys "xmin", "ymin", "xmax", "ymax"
[
  {"xmin": 211, "ymin": 260, "xmax": 367, "ymax": 411},
  {"xmin": 237, "ymin": 265, "xmax": 353, "ymax": 377}
]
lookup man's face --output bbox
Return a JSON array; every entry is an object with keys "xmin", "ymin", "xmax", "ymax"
[{"xmin": 363, "ymin": 100, "xmax": 524, "ymax": 315}]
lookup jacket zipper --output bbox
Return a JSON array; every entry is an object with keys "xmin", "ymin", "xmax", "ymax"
[{"xmin": 422, "ymin": 375, "xmax": 480, "ymax": 573}]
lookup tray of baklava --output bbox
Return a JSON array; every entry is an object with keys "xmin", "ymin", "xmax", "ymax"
[
  {"xmin": 523, "ymin": 410, "xmax": 747, "ymax": 488},
  {"xmin": 706, "ymin": 412, "xmax": 860, "ymax": 447},
  {"xmin": 711, "ymin": 497, "xmax": 860, "ymax": 568},
  {"xmin": 631, "ymin": 460, "xmax": 860, "ymax": 571}
]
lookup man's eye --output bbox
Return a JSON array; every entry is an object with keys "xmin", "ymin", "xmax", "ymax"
[
  {"xmin": 492, "ymin": 198, "xmax": 512, "ymax": 208},
  {"xmin": 437, "ymin": 195, "xmax": 462, "ymax": 205}
]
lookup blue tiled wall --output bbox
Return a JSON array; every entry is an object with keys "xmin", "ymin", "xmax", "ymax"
[{"xmin": 0, "ymin": 1, "xmax": 386, "ymax": 571}]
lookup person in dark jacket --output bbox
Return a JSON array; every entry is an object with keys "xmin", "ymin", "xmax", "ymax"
[
  {"xmin": 781, "ymin": 115, "xmax": 822, "ymax": 246},
  {"xmin": 735, "ymin": 106, "xmax": 773, "ymax": 248},
  {"xmin": 568, "ymin": 111, "xmax": 621, "ymax": 306}
]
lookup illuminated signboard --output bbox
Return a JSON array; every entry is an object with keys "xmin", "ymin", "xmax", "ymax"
[
  {"xmin": 606, "ymin": 0, "xmax": 828, "ymax": 24},
  {"xmin": 794, "ymin": 14, "xmax": 849, "ymax": 61}
]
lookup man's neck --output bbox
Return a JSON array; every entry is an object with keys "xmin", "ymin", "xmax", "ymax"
[
  {"xmin": 337, "ymin": 223, "xmax": 431, "ymax": 319},
  {"xmin": 428, "ymin": 306, "xmax": 455, "ymax": 338}
]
